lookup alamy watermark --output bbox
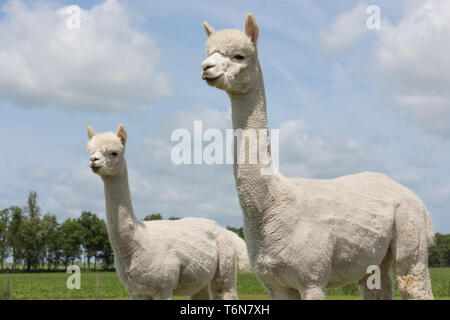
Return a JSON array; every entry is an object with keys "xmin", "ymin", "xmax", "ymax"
[
  {"xmin": 366, "ymin": 5, "xmax": 381, "ymax": 30},
  {"xmin": 63, "ymin": 5, "xmax": 81, "ymax": 30},
  {"xmin": 66, "ymin": 265, "xmax": 81, "ymax": 290},
  {"xmin": 366, "ymin": 265, "xmax": 381, "ymax": 289},
  {"xmin": 170, "ymin": 121, "xmax": 279, "ymax": 175}
]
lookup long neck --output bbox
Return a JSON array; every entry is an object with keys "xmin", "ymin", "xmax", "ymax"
[
  {"xmin": 229, "ymin": 59, "xmax": 279, "ymax": 218},
  {"xmin": 102, "ymin": 162, "xmax": 139, "ymax": 260},
  {"xmin": 230, "ymin": 61, "xmax": 269, "ymax": 132}
]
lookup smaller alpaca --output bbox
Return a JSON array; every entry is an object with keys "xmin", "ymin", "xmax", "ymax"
[{"xmin": 86, "ymin": 123, "xmax": 250, "ymax": 299}]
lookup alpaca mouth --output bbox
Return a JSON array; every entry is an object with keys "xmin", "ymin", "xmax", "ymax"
[
  {"xmin": 202, "ymin": 72, "xmax": 222, "ymax": 82},
  {"xmin": 90, "ymin": 164, "xmax": 103, "ymax": 172}
]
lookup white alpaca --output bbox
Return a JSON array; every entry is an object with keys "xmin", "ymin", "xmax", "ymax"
[
  {"xmin": 86, "ymin": 124, "xmax": 250, "ymax": 300},
  {"xmin": 200, "ymin": 13, "xmax": 434, "ymax": 300}
]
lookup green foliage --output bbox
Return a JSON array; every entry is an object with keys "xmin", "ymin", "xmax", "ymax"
[
  {"xmin": 0, "ymin": 192, "xmax": 114, "ymax": 273},
  {"xmin": 7, "ymin": 206, "xmax": 24, "ymax": 270},
  {"xmin": 60, "ymin": 219, "xmax": 83, "ymax": 266},
  {"xmin": 168, "ymin": 216, "xmax": 180, "ymax": 220},
  {"xmin": 143, "ymin": 213, "xmax": 162, "ymax": 221},
  {"xmin": 226, "ymin": 226, "xmax": 244, "ymax": 239},
  {"xmin": 0, "ymin": 209, "xmax": 10, "ymax": 271},
  {"xmin": 77, "ymin": 211, "xmax": 110, "ymax": 270},
  {"xmin": 41, "ymin": 214, "xmax": 62, "ymax": 270},
  {"xmin": 97, "ymin": 219, "xmax": 114, "ymax": 270},
  {"xmin": 428, "ymin": 233, "xmax": 450, "ymax": 267},
  {"xmin": 21, "ymin": 191, "xmax": 44, "ymax": 271}
]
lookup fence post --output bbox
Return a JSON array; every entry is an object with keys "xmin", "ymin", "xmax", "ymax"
[
  {"xmin": 96, "ymin": 273, "xmax": 100, "ymax": 299},
  {"xmin": 8, "ymin": 275, "xmax": 13, "ymax": 300}
]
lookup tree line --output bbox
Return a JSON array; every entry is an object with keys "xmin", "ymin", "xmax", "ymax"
[
  {"xmin": 428, "ymin": 233, "xmax": 450, "ymax": 267},
  {"xmin": 0, "ymin": 192, "xmax": 246, "ymax": 273},
  {"xmin": 0, "ymin": 191, "xmax": 447, "ymax": 272},
  {"xmin": 0, "ymin": 191, "xmax": 113, "ymax": 272}
]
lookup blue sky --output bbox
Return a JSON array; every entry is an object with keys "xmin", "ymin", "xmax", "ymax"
[{"xmin": 0, "ymin": 0, "xmax": 449, "ymax": 232}]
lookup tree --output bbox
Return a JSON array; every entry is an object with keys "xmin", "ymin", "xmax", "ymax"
[
  {"xmin": 7, "ymin": 206, "xmax": 24, "ymax": 271},
  {"xmin": 97, "ymin": 219, "xmax": 114, "ymax": 270},
  {"xmin": 0, "ymin": 209, "xmax": 10, "ymax": 271},
  {"xmin": 60, "ymin": 218, "xmax": 82, "ymax": 267},
  {"xmin": 439, "ymin": 234, "xmax": 450, "ymax": 267},
  {"xmin": 22, "ymin": 191, "xmax": 44, "ymax": 271},
  {"xmin": 77, "ymin": 211, "xmax": 105, "ymax": 270},
  {"xmin": 41, "ymin": 214, "xmax": 61, "ymax": 270},
  {"xmin": 428, "ymin": 233, "xmax": 450, "ymax": 267},
  {"xmin": 168, "ymin": 216, "xmax": 181, "ymax": 220},
  {"xmin": 143, "ymin": 213, "xmax": 162, "ymax": 221},
  {"xmin": 428, "ymin": 245, "xmax": 443, "ymax": 267},
  {"xmin": 226, "ymin": 226, "xmax": 244, "ymax": 239}
]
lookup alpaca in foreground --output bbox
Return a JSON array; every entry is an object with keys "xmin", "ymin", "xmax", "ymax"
[
  {"xmin": 86, "ymin": 124, "xmax": 250, "ymax": 300},
  {"xmin": 200, "ymin": 13, "xmax": 434, "ymax": 300}
]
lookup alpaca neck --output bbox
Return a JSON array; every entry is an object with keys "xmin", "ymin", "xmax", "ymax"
[
  {"xmin": 102, "ymin": 163, "xmax": 139, "ymax": 260},
  {"xmin": 228, "ymin": 59, "xmax": 279, "ymax": 219},
  {"xmin": 230, "ymin": 61, "xmax": 269, "ymax": 132}
]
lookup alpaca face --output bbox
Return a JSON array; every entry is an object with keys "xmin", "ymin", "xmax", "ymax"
[
  {"xmin": 201, "ymin": 13, "xmax": 260, "ymax": 95},
  {"xmin": 86, "ymin": 124, "xmax": 127, "ymax": 177}
]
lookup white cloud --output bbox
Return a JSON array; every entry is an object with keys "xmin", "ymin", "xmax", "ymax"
[
  {"xmin": 319, "ymin": 2, "xmax": 368, "ymax": 59},
  {"xmin": 279, "ymin": 118, "xmax": 370, "ymax": 178},
  {"xmin": 0, "ymin": 0, "xmax": 170, "ymax": 111},
  {"xmin": 372, "ymin": 0, "xmax": 450, "ymax": 137}
]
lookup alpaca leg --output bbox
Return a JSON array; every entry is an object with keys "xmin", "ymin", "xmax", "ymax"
[
  {"xmin": 153, "ymin": 290, "xmax": 173, "ymax": 300},
  {"xmin": 190, "ymin": 285, "xmax": 211, "ymax": 300},
  {"xmin": 268, "ymin": 288, "xmax": 301, "ymax": 300},
  {"xmin": 210, "ymin": 231, "xmax": 239, "ymax": 300},
  {"xmin": 210, "ymin": 285, "xmax": 238, "ymax": 300},
  {"xmin": 395, "ymin": 262, "xmax": 433, "ymax": 300},
  {"xmin": 130, "ymin": 293, "xmax": 153, "ymax": 300},
  {"xmin": 393, "ymin": 203, "xmax": 434, "ymax": 300},
  {"xmin": 300, "ymin": 286, "xmax": 326, "ymax": 300},
  {"xmin": 210, "ymin": 273, "xmax": 238, "ymax": 300},
  {"xmin": 358, "ymin": 249, "xmax": 394, "ymax": 300}
]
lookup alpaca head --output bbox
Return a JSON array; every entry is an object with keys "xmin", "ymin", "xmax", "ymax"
[
  {"xmin": 201, "ymin": 13, "xmax": 260, "ymax": 95},
  {"xmin": 86, "ymin": 123, "xmax": 127, "ymax": 177}
]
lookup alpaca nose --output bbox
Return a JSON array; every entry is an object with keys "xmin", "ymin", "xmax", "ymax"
[
  {"xmin": 90, "ymin": 155, "xmax": 99, "ymax": 162},
  {"xmin": 202, "ymin": 60, "xmax": 216, "ymax": 71}
]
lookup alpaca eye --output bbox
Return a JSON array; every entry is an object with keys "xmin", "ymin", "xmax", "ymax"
[
  {"xmin": 111, "ymin": 152, "xmax": 118, "ymax": 157},
  {"xmin": 234, "ymin": 55, "xmax": 245, "ymax": 60}
]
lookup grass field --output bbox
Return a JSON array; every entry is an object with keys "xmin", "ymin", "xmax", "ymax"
[{"xmin": 0, "ymin": 268, "xmax": 449, "ymax": 300}]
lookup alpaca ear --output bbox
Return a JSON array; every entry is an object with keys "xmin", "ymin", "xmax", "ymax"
[
  {"xmin": 116, "ymin": 123, "xmax": 127, "ymax": 145},
  {"xmin": 203, "ymin": 21, "xmax": 215, "ymax": 37},
  {"xmin": 244, "ymin": 12, "xmax": 259, "ymax": 44},
  {"xmin": 86, "ymin": 125, "xmax": 96, "ymax": 140}
]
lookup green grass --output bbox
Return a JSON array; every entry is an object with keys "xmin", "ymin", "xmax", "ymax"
[
  {"xmin": 0, "ymin": 268, "xmax": 449, "ymax": 300},
  {"xmin": 326, "ymin": 268, "xmax": 450, "ymax": 298},
  {"xmin": 0, "ymin": 272, "xmax": 127, "ymax": 299}
]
